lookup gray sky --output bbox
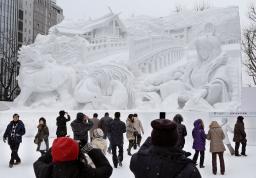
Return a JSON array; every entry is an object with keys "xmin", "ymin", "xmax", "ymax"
[{"xmin": 57, "ymin": 0, "xmax": 254, "ymax": 27}]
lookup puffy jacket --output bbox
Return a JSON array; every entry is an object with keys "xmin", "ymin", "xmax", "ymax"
[
  {"xmin": 71, "ymin": 119, "xmax": 93, "ymax": 143},
  {"xmin": 192, "ymin": 119, "xmax": 206, "ymax": 151},
  {"xmin": 130, "ymin": 137, "xmax": 201, "ymax": 178},
  {"xmin": 3, "ymin": 120, "xmax": 26, "ymax": 145},
  {"xmin": 98, "ymin": 116, "xmax": 113, "ymax": 138},
  {"xmin": 56, "ymin": 115, "xmax": 70, "ymax": 136}
]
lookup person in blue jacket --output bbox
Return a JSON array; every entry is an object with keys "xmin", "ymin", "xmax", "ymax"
[{"xmin": 3, "ymin": 113, "xmax": 26, "ymax": 168}]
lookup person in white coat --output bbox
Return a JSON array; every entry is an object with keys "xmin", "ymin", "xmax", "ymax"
[{"xmin": 221, "ymin": 118, "xmax": 235, "ymax": 155}]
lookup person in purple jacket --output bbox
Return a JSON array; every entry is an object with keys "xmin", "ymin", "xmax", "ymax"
[{"xmin": 192, "ymin": 119, "xmax": 206, "ymax": 168}]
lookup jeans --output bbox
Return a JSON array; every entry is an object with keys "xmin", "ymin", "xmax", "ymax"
[
  {"xmin": 9, "ymin": 142, "xmax": 20, "ymax": 165},
  {"xmin": 111, "ymin": 144, "xmax": 123, "ymax": 167}
]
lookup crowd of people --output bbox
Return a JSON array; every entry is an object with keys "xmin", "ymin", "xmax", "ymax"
[{"xmin": 2, "ymin": 111, "xmax": 248, "ymax": 178}]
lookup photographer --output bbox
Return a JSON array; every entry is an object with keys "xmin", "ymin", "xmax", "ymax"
[
  {"xmin": 71, "ymin": 112, "xmax": 94, "ymax": 147},
  {"xmin": 130, "ymin": 119, "xmax": 201, "ymax": 178},
  {"xmin": 33, "ymin": 137, "xmax": 112, "ymax": 178},
  {"xmin": 56, "ymin": 110, "xmax": 71, "ymax": 137}
]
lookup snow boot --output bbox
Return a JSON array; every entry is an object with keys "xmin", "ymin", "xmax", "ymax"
[{"xmin": 9, "ymin": 163, "xmax": 13, "ymax": 168}]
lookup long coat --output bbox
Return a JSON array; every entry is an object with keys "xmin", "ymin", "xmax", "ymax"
[
  {"xmin": 33, "ymin": 149, "xmax": 113, "ymax": 178},
  {"xmin": 3, "ymin": 120, "xmax": 26, "ymax": 145},
  {"xmin": 56, "ymin": 115, "xmax": 70, "ymax": 136},
  {"xmin": 126, "ymin": 119, "xmax": 136, "ymax": 141},
  {"xmin": 36, "ymin": 124, "xmax": 49, "ymax": 151},
  {"xmin": 192, "ymin": 120, "xmax": 206, "ymax": 151},
  {"xmin": 233, "ymin": 120, "xmax": 246, "ymax": 143},
  {"xmin": 109, "ymin": 118, "xmax": 126, "ymax": 146},
  {"xmin": 207, "ymin": 121, "xmax": 226, "ymax": 153},
  {"xmin": 130, "ymin": 137, "xmax": 201, "ymax": 178}
]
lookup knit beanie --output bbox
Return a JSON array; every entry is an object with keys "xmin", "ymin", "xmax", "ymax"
[
  {"xmin": 151, "ymin": 119, "xmax": 178, "ymax": 147},
  {"xmin": 51, "ymin": 137, "xmax": 79, "ymax": 163}
]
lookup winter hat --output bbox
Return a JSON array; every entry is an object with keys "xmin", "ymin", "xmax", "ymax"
[
  {"xmin": 151, "ymin": 119, "xmax": 178, "ymax": 147},
  {"xmin": 237, "ymin": 116, "xmax": 244, "ymax": 122},
  {"xmin": 51, "ymin": 137, "xmax": 79, "ymax": 163},
  {"xmin": 93, "ymin": 128, "xmax": 104, "ymax": 138}
]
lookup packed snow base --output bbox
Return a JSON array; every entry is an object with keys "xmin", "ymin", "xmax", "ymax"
[
  {"xmin": 12, "ymin": 7, "xmax": 242, "ymax": 111},
  {"xmin": 0, "ymin": 111, "xmax": 255, "ymax": 178}
]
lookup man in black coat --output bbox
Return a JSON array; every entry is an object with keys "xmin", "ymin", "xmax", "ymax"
[
  {"xmin": 3, "ymin": 113, "xmax": 26, "ymax": 168},
  {"xmin": 109, "ymin": 112, "xmax": 126, "ymax": 168},
  {"xmin": 71, "ymin": 112, "xmax": 94, "ymax": 147},
  {"xmin": 56, "ymin": 110, "xmax": 70, "ymax": 137},
  {"xmin": 233, "ymin": 116, "xmax": 247, "ymax": 156},
  {"xmin": 33, "ymin": 137, "xmax": 113, "ymax": 178},
  {"xmin": 130, "ymin": 119, "xmax": 201, "ymax": 178},
  {"xmin": 98, "ymin": 112, "xmax": 113, "ymax": 153}
]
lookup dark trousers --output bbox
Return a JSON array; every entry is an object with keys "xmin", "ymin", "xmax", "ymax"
[
  {"xmin": 128, "ymin": 140, "xmax": 136, "ymax": 153},
  {"xmin": 192, "ymin": 150, "xmax": 205, "ymax": 166},
  {"xmin": 235, "ymin": 142, "xmax": 246, "ymax": 155},
  {"xmin": 106, "ymin": 134, "xmax": 112, "ymax": 152},
  {"xmin": 136, "ymin": 134, "xmax": 142, "ymax": 146},
  {"xmin": 212, "ymin": 152, "xmax": 225, "ymax": 175},
  {"xmin": 112, "ymin": 144, "xmax": 123, "ymax": 167},
  {"xmin": 9, "ymin": 142, "xmax": 20, "ymax": 164}
]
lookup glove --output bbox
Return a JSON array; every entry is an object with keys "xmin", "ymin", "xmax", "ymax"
[{"xmin": 81, "ymin": 143, "xmax": 94, "ymax": 154}]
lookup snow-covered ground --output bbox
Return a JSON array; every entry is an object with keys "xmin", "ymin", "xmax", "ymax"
[{"xmin": 0, "ymin": 111, "xmax": 255, "ymax": 178}]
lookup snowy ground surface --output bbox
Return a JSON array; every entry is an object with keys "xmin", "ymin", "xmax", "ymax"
[{"xmin": 0, "ymin": 111, "xmax": 255, "ymax": 178}]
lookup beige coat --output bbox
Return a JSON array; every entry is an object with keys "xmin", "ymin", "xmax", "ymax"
[
  {"xmin": 207, "ymin": 121, "xmax": 226, "ymax": 153},
  {"xmin": 126, "ymin": 119, "xmax": 136, "ymax": 141},
  {"xmin": 133, "ymin": 117, "xmax": 144, "ymax": 135},
  {"xmin": 91, "ymin": 138, "xmax": 107, "ymax": 155}
]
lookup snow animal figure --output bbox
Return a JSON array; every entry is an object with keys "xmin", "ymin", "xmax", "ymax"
[
  {"xmin": 144, "ymin": 33, "xmax": 231, "ymax": 111},
  {"xmin": 15, "ymin": 46, "xmax": 76, "ymax": 107},
  {"xmin": 74, "ymin": 64, "xmax": 135, "ymax": 109},
  {"xmin": 221, "ymin": 118, "xmax": 235, "ymax": 155}
]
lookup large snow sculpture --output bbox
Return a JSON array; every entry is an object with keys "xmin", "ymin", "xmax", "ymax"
[
  {"xmin": 15, "ymin": 46, "xmax": 77, "ymax": 108},
  {"xmin": 145, "ymin": 33, "xmax": 232, "ymax": 110},
  {"xmin": 74, "ymin": 64, "xmax": 135, "ymax": 109}
]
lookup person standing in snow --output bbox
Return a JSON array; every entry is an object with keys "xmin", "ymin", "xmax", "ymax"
[
  {"xmin": 33, "ymin": 137, "xmax": 113, "ymax": 178},
  {"xmin": 3, "ymin": 113, "xmax": 26, "ymax": 168},
  {"xmin": 130, "ymin": 119, "xmax": 201, "ymax": 178},
  {"xmin": 98, "ymin": 112, "xmax": 113, "ymax": 154},
  {"xmin": 109, "ymin": 112, "xmax": 126, "ymax": 168},
  {"xmin": 192, "ymin": 119, "xmax": 206, "ymax": 168},
  {"xmin": 126, "ymin": 114, "xmax": 137, "ymax": 156},
  {"xmin": 221, "ymin": 118, "xmax": 235, "ymax": 155},
  {"xmin": 133, "ymin": 113, "xmax": 144, "ymax": 147},
  {"xmin": 207, "ymin": 121, "xmax": 226, "ymax": 175},
  {"xmin": 173, "ymin": 114, "xmax": 187, "ymax": 149},
  {"xmin": 90, "ymin": 113, "xmax": 100, "ymax": 141},
  {"xmin": 71, "ymin": 113, "xmax": 94, "ymax": 147},
  {"xmin": 35, "ymin": 117, "xmax": 49, "ymax": 156},
  {"xmin": 56, "ymin": 110, "xmax": 70, "ymax": 137},
  {"xmin": 92, "ymin": 128, "xmax": 107, "ymax": 155},
  {"xmin": 233, "ymin": 116, "xmax": 247, "ymax": 156}
]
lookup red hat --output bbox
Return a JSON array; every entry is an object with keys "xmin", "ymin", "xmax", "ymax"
[
  {"xmin": 151, "ymin": 119, "xmax": 178, "ymax": 147},
  {"xmin": 51, "ymin": 137, "xmax": 79, "ymax": 163}
]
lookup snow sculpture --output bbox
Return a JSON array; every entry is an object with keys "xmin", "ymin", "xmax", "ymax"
[
  {"xmin": 74, "ymin": 64, "xmax": 135, "ymax": 109},
  {"xmin": 221, "ymin": 118, "xmax": 235, "ymax": 155},
  {"xmin": 15, "ymin": 46, "xmax": 77, "ymax": 108},
  {"xmin": 145, "ymin": 30, "xmax": 231, "ymax": 110}
]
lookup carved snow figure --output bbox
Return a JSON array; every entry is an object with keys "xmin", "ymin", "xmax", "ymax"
[
  {"xmin": 15, "ymin": 47, "xmax": 77, "ymax": 108},
  {"xmin": 221, "ymin": 118, "xmax": 235, "ymax": 155},
  {"xmin": 74, "ymin": 64, "xmax": 135, "ymax": 109},
  {"xmin": 144, "ymin": 34, "xmax": 231, "ymax": 110}
]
